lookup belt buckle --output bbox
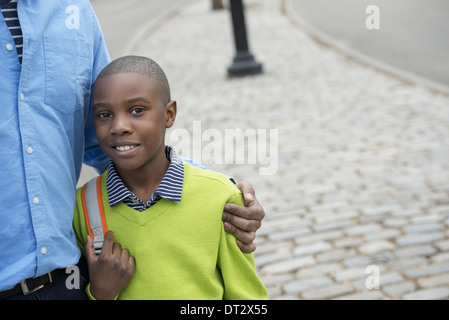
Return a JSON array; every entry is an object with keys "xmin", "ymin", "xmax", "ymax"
[{"xmin": 19, "ymin": 272, "xmax": 53, "ymax": 295}]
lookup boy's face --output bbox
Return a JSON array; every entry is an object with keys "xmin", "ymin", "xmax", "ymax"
[{"xmin": 93, "ymin": 72, "xmax": 176, "ymax": 173}]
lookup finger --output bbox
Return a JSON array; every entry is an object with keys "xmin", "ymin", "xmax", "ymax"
[
  {"xmin": 126, "ymin": 255, "xmax": 136, "ymax": 280},
  {"xmin": 236, "ymin": 181, "xmax": 255, "ymax": 198},
  {"xmin": 112, "ymin": 242, "xmax": 122, "ymax": 257},
  {"xmin": 223, "ymin": 212, "xmax": 261, "ymax": 232},
  {"xmin": 236, "ymin": 240, "xmax": 256, "ymax": 253},
  {"xmin": 121, "ymin": 249, "xmax": 129, "ymax": 261},
  {"xmin": 236, "ymin": 181, "xmax": 256, "ymax": 206},
  {"xmin": 121, "ymin": 247, "xmax": 130, "ymax": 261},
  {"xmin": 129, "ymin": 255, "xmax": 136, "ymax": 270},
  {"xmin": 117, "ymin": 248, "xmax": 135, "ymax": 279},
  {"xmin": 224, "ymin": 202, "xmax": 251, "ymax": 219},
  {"xmin": 85, "ymin": 235, "xmax": 97, "ymax": 263},
  {"xmin": 121, "ymin": 248, "xmax": 135, "ymax": 275},
  {"xmin": 224, "ymin": 222, "xmax": 256, "ymax": 244},
  {"xmin": 100, "ymin": 230, "xmax": 115, "ymax": 256},
  {"xmin": 121, "ymin": 248, "xmax": 134, "ymax": 268},
  {"xmin": 224, "ymin": 201, "xmax": 264, "ymax": 223}
]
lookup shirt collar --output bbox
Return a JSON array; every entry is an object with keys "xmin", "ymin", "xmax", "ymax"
[{"xmin": 106, "ymin": 145, "xmax": 184, "ymax": 208}]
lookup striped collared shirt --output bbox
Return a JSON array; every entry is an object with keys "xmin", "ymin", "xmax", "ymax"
[
  {"xmin": 106, "ymin": 146, "xmax": 184, "ymax": 212},
  {"xmin": 0, "ymin": 0, "xmax": 23, "ymax": 65}
]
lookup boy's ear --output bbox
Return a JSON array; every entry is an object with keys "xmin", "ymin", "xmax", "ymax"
[{"xmin": 165, "ymin": 100, "xmax": 177, "ymax": 129}]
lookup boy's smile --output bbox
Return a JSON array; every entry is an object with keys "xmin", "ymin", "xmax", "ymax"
[
  {"xmin": 93, "ymin": 72, "xmax": 176, "ymax": 182},
  {"xmin": 110, "ymin": 142, "xmax": 140, "ymax": 156}
]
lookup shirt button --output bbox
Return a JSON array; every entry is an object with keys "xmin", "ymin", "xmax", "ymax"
[
  {"xmin": 6, "ymin": 43, "xmax": 13, "ymax": 51},
  {"xmin": 33, "ymin": 197, "xmax": 39, "ymax": 204},
  {"xmin": 20, "ymin": 93, "xmax": 24, "ymax": 100},
  {"xmin": 26, "ymin": 146, "xmax": 33, "ymax": 154},
  {"xmin": 41, "ymin": 247, "xmax": 47, "ymax": 255}
]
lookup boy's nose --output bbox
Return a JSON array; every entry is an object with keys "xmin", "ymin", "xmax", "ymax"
[{"xmin": 111, "ymin": 116, "xmax": 132, "ymax": 135}]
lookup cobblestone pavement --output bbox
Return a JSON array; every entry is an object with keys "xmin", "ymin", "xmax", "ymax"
[{"xmin": 131, "ymin": 0, "xmax": 449, "ymax": 299}]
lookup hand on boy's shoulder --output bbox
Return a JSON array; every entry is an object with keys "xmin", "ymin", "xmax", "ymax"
[{"xmin": 223, "ymin": 181, "xmax": 265, "ymax": 253}]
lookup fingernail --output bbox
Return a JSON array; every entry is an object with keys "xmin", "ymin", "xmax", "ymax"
[{"xmin": 246, "ymin": 193, "xmax": 254, "ymax": 201}]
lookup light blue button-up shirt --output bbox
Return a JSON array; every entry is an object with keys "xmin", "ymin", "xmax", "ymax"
[{"xmin": 0, "ymin": 0, "xmax": 110, "ymax": 291}]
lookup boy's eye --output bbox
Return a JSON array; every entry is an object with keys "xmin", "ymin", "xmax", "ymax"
[
  {"xmin": 131, "ymin": 107, "xmax": 144, "ymax": 115},
  {"xmin": 97, "ymin": 112, "xmax": 110, "ymax": 119}
]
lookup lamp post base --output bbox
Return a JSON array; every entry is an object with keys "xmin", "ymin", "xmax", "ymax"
[{"xmin": 228, "ymin": 51, "xmax": 263, "ymax": 77}]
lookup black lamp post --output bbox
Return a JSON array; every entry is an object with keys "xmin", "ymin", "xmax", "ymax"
[{"xmin": 227, "ymin": 0, "xmax": 263, "ymax": 77}]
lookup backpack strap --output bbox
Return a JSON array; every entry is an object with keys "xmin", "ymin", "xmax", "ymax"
[{"xmin": 81, "ymin": 175, "xmax": 108, "ymax": 255}]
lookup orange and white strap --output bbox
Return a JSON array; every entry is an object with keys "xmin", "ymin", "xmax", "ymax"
[{"xmin": 81, "ymin": 175, "xmax": 108, "ymax": 255}]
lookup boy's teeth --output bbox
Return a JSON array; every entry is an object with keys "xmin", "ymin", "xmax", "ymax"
[{"xmin": 116, "ymin": 145, "xmax": 136, "ymax": 151}]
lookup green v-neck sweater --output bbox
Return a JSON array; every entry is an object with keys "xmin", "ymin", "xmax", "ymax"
[{"xmin": 73, "ymin": 163, "xmax": 268, "ymax": 300}]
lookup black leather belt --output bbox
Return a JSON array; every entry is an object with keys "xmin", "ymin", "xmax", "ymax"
[{"xmin": 0, "ymin": 269, "xmax": 64, "ymax": 298}]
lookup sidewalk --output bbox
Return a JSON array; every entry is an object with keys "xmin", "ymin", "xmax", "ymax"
[
  {"xmin": 131, "ymin": 0, "xmax": 449, "ymax": 299},
  {"xmin": 287, "ymin": 0, "xmax": 449, "ymax": 95}
]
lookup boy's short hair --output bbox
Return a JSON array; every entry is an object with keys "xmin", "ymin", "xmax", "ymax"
[{"xmin": 96, "ymin": 55, "xmax": 171, "ymax": 104}]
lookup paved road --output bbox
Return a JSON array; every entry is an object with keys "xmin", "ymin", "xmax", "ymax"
[
  {"xmin": 288, "ymin": 0, "xmax": 449, "ymax": 92},
  {"xmin": 78, "ymin": 0, "xmax": 183, "ymax": 187},
  {"xmin": 90, "ymin": 0, "xmax": 182, "ymax": 59}
]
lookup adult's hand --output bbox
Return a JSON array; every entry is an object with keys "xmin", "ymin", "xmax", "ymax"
[{"xmin": 222, "ymin": 181, "xmax": 265, "ymax": 253}]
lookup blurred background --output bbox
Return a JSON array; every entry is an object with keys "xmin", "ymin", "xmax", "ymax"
[
  {"xmin": 82, "ymin": 0, "xmax": 449, "ymax": 299},
  {"xmin": 289, "ymin": 0, "xmax": 449, "ymax": 94}
]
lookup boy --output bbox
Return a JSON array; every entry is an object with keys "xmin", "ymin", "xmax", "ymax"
[{"xmin": 72, "ymin": 55, "xmax": 268, "ymax": 300}]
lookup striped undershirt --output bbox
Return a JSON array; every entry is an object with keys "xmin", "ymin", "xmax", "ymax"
[
  {"xmin": 106, "ymin": 145, "xmax": 184, "ymax": 212},
  {"xmin": 0, "ymin": 0, "xmax": 22, "ymax": 65}
]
